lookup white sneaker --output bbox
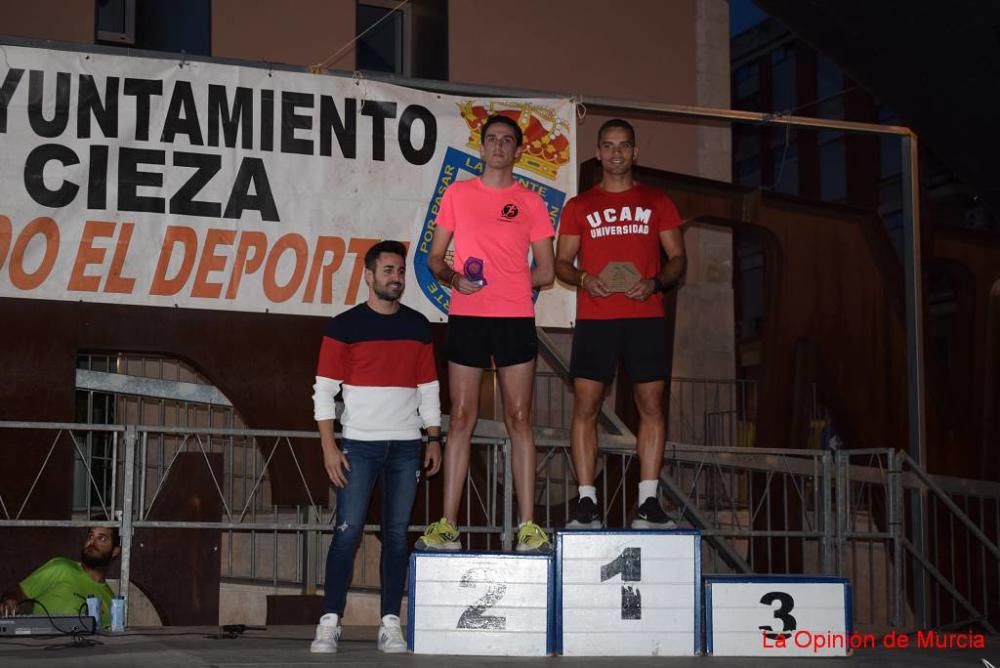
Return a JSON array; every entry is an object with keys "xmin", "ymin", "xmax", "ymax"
[
  {"xmin": 377, "ymin": 614, "xmax": 407, "ymax": 653},
  {"xmin": 310, "ymin": 613, "xmax": 341, "ymax": 653}
]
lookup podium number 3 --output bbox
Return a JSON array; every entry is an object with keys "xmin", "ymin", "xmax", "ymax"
[
  {"xmin": 457, "ymin": 567, "xmax": 507, "ymax": 630},
  {"xmin": 601, "ymin": 548, "xmax": 641, "ymax": 620},
  {"xmin": 758, "ymin": 591, "xmax": 796, "ymax": 639}
]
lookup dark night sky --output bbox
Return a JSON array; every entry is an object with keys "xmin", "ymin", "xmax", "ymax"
[{"xmin": 730, "ymin": 0, "xmax": 768, "ymax": 35}]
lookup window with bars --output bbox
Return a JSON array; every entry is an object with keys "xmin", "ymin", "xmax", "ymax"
[{"xmin": 72, "ymin": 353, "xmax": 269, "ymax": 516}]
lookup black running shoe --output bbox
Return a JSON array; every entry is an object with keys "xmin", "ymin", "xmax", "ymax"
[
  {"xmin": 566, "ymin": 496, "xmax": 602, "ymax": 529},
  {"xmin": 632, "ymin": 497, "xmax": 677, "ymax": 529}
]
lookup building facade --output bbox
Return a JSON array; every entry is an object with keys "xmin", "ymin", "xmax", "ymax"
[
  {"xmin": 0, "ymin": 0, "xmax": 734, "ymax": 625},
  {"xmin": 730, "ymin": 14, "xmax": 1000, "ymax": 480}
]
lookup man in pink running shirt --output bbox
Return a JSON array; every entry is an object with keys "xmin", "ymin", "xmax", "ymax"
[{"xmin": 417, "ymin": 114, "xmax": 555, "ymax": 553}]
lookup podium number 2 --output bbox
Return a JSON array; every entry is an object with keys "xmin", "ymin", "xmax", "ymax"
[
  {"xmin": 758, "ymin": 591, "xmax": 796, "ymax": 639},
  {"xmin": 601, "ymin": 548, "xmax": 641, "ymax": 620},
  {"xmin": 457, "ymin": 567, "xmax": 507, "ymax": 630}
]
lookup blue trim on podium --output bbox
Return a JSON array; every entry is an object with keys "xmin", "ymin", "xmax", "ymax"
[
  {"xmin": 546, "ymin": 553, "xmax": 556, "ymax": 655},
  {"xmin": 411, "ymin": 549, "xmax": 554, "ymax": 559},
  {"xmin": 407, "ymin": 553, "xmax": 417, "ymax": 650},
  {"xmin": 844, "ymin": 581, "xmax": 853, "ymax": 636},
  {"xmin": 555, "ymin": 528, "xmax": 701, "ymax": 537},
  {"xmin": 554, "ymin": 533, "xmax": 564, "ymax": 654},
  {"xmin": 693, "ymin": 534, "xmax": 702, "ymax": 655},
  {"xmin": 703, "ymin": 574, "xmax": 851, "ymax": 584},
  {"xmin": 705, "ymin": 580, "xmax": 714, "ymax": 655}
]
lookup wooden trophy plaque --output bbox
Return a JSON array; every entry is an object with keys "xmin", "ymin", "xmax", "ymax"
[{"xmin": 598, "ymin": 262, "xmax": 641, "ymax": 292}]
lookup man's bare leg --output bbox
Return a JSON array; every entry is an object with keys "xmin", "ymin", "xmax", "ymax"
[
  {"xmin": 631, "ymin": 380, "xmax": 674, "ymax": 528},
  {"xmin": 570, "ymin": 378, "xmax": 605, "ymax": 487},
  {"xmin": 496, "ymin": 359, "xmax": 538, "ymax": 524},
  {"xmin": 442, "ymin": 362, "xmax": 484, "ymax": 523},
  {"xmin": 634, "ymin": 380, "xmax": 666, "ymax": 480}
]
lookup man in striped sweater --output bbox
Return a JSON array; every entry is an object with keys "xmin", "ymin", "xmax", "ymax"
[{"xmin": 310, "ymin": 240, "xmax": 442, "ymax": 654}]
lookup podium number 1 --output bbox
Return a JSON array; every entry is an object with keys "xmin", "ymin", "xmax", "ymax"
[{"xmin": 600, "ymin": 548, "xmax": 641, "ymax": 620}]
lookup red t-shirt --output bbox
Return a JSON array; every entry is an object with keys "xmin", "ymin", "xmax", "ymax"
[
  {"xmin": 436, "ymin": 177, "xmax": 554, "ymax": 318},
  {"xmin": 558, "ymin": 182, "xmax": 682, "ymax": 320}
]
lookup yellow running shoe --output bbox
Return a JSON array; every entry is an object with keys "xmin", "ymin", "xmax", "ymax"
[
  {"xmin": 516, "ymin": 521, "xmax": 552, "ymax": 553},
  {"xmin": 415, "ymin": 517, "xmax": 461, "ymax": 550}
]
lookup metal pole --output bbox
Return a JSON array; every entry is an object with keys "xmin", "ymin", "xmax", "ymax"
[
  {"xmin": 900, "ymin": 132, "xmax": 926, "ymax": 467},
  {"xmin": 0, "ymin": 36, "xmax": 913, "ymax": 137},
  {"xmin": 835, "ymin": 452, "xmax": 848, "ymax": 576},
  {"xmin": 821, "ymin": 451, "xmax": 834, "ymax": 575},
  {"xmin": 901, "ymin": 132, "xmax": 930, "ymax": 628},
  {"xmin": 503, "ymin": 439, "xmax": 513, "ymax": 552},
  {"xmin": 364, "ymin": 70, "xmax": 911, "ymax": 137},
  {"xmin": 302, "ymin": 505, "xmax": 318, "ymax": 595},
  {"xmin": 888, "ymin": 450, "xmax": 905, "ymax": 629},
  {"xmin": 119, "ymin": 425, "xmax": 136, "ymax": 623}
]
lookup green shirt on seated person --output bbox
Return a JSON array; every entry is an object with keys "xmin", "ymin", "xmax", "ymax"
[{"xmin": 20, "ymin": 557, "xmax": 114, "ymax": 627}]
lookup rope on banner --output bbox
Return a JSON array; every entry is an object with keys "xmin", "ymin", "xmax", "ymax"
[
  {"xmin": 308, "ymin": 0, "xmax": 412, "ymax": 74},
  {"xmin": 763, "ymin": 110, "xmax": 793, "ymax": 191},
  {"xmin": 352, "ymin": 70, "xmax": 371, "ymax": 109}
]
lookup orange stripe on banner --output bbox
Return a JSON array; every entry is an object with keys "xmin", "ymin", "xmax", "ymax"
[
  {"xmin": 226, "ymin": 231, "xmax": 267, "ymax": 300},
  {"xmin": 150, "ymin": 226, "xmax": 198, "ymax": 296},
  {"xmin": 68, "ymin": 220, "xmax": 115, "ymax": 292},
  {"xmin": 136, "ymin": 228, "xmax": 404, "ymax": 304},
  {"xmin": 345, "ymin": 238, "xmax": 379, "ymax": 305},
  {"xmin": 303, "ymin": 235, "xmax": 346, "ymax": 304},
  {"xmin": 105, "ymin": 222, "xmax": 136, "ymax": 294},
  {"xmin": 10, "ymin": 217, "xmax": 59, "ymax": 290},
  {"xmin": 191, "ymin": 228, "xmax": 237, "ymax": 299},
  {"xmin": 263, "ymin": 233, "xmax": 308, "ymax": 303},
  {"xmin": 0, "ymin": 216, "xmax": 11, "ymax": 269}
]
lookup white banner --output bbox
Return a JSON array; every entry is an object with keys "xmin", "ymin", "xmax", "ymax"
[{"xmin": 0, "ymin": 44, "xmax": 577, "ymax": 326}]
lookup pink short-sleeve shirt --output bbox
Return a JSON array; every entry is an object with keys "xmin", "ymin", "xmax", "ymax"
[{"xmin": 436, "ymin": 177, "xmax": 554, "ymax": 318}]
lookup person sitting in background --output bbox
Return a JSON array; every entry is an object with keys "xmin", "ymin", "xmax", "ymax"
[{"xmin": 0, "ymin": 526, "xmax": 119, "ymax": 626}]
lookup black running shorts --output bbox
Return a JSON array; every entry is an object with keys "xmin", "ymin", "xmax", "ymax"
[
  {"xmin": 570, "ymin": 317, "xmax": 669, "ymax": 385},
  {"xmin": 446, "ymin": 316, "xmax": 538, "ymax": 369}
]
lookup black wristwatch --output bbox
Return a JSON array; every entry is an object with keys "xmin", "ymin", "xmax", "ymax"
[
  {"xmin": 426, "ymin": 436, "xmax": 443, "ymax": 444},
  {"xmin": 651, "ymin": 277, "xmax": 665, "ymax": 293}
]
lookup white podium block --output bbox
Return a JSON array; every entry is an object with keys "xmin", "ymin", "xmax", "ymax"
[
  {"xmin": 407, "ymin": 551, "xmax": 553, "ymax": 656},
  {"xmin": 705, "ymin": 575, "xmax": 852, "ymax": 657},
  {"xmin": 555, "ymin": 530, "xmax": 701, "ymax": 656}
]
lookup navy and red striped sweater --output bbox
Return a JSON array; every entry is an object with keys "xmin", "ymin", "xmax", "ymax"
[{"xmin": 312, "ymin": 303, "xmax": 440, "ymax": 440}]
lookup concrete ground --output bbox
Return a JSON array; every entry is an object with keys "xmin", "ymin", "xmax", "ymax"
[{"xmin": 0, "ymin": 626, "xmax": 996, "ymax": 667}]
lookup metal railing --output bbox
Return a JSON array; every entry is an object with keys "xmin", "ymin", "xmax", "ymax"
[
  {"xmin": 667, "ymin": 377, "xmax": 756, "ymax": 447},
  {"xmin": 897, "ymin": 451, "xmax": 1000, "ymax": 633},
  {"xmin": 2, "ymin": 419, "xmax": 999, "ymax": 635},
  {"xmin": 487, "ymin": 372, "xmax": 756, "ymax": 446},
  {"xmin": 0, "ymin": 421, "xmax": 510, "ymax": 593},
  {"xmin": 832, "ymin": 449, "xmax": 901, "ymax": 631},
  {"xmin": 657, "ymin": 444, "xmax": 828, "ymax": 577}
]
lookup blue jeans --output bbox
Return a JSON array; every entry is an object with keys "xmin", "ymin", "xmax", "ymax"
[{"xmin": 322, "ymin": 438, "xmax": 422, "ymax": 618}]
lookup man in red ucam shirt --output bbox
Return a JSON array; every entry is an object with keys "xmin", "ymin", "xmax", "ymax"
[
  {"xmin": 310, "ymin": 240, "xmax": 442, "ymax": 654},
  {"xmin": 418, "ymin": 114, "xmax": 556, "ymax": 553},
  {"xmin": 555, "ymin": 119, "xmax": 687, "ymax": 529}
]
